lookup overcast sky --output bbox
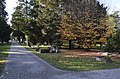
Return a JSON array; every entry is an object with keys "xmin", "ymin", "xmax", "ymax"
[
  {"xmin": 5, "ymin": 0, "xmax": 18, "ymax": 24},
  {"xmin": 5, "ymin": 0, "xmax": 120, "ymax": 24},
  {"xmin": 98, "ymin": 0, "xmax": 120, "ymax": 13}
]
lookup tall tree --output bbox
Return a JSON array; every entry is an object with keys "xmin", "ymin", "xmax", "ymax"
[
  {"xmin": 12, "ymin": 0, "xmax": 62, "ymax": 46},
  {"xmin": 0, "ymin": 0, "xmax": 11, "ymax": 43},
  {"xmin": 11, "ymin": 3, "xmax": 26, "ymax": 42},
  {"xmin": 58, "ymin": 0, "xmax": 108, "ymax": 49},
  {"xmin": 105, "ymin": 11, "xmax": 120, "ymax": 53},
  {"xmin": 11, "ymin": 0, "xmax": 34, "ymax": 44},
  {"xmin": 36, "ymin": 0, "xmax": 62, "ymax": 46}
]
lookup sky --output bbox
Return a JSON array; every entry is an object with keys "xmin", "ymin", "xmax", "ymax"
[
  {"xmin": 5, "ymin": 0, "xmax": 18, "ymax": 24},
  {"xmin": 5, "ymin": 0, "xmax": 120, "ymax": 24},
  {"xmin": 98, "ymin": 0, "xmax": 120, "ymax": 13}
]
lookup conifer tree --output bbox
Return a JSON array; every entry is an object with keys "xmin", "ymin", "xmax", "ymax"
[{"xmin": 0, "ymin": 0, "xmax": 11, "ymax": 43}]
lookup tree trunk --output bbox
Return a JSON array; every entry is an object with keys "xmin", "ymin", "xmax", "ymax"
[
  {"xmin": 100, "ymin": 42, "xmax": 103, "ymax": 50},
  {"xmin": 25, "ymin": 34, "xmax": 30, "ymax": 46},
  {"xmin": 69, "ymin": 40, "xmax": 72, "ymax": 49},
  {"xmin": 78, "ymin": 46, "xmax": 80, "ymax": 49}
]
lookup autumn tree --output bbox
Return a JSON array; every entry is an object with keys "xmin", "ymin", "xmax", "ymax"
[
  {"xmin": 105, "ymin": 11, "xmax": 120, "ymax": 53},
  {"xmin": 58, "ymin": 0, "xmax": 108, "ymax": 49}
]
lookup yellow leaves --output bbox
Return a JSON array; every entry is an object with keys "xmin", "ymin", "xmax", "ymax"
[
  {"xmin": 85, "ymin": 39, "xmax": 91, "ymax": 42},
  {"xmin": 104, "ymin": 26, "xmax": 116, "ymax": 38},
  {"xmin": 57, "ymin": 6, "xmax": 109, "ymax": 49},
  {"xmin": 63, "ymin": 32, "xmax": 76, "ymax": 40},
  {"xmin": 62, "ymin": 15, "xmax": 68, "ymax": 20},
  {"xmin": 99, "ymin": 37, "xmax": 106, "ymax": 42},
  {"xmin": 91, "ymin": 36, "xmax": 96, "ymax": 39}
]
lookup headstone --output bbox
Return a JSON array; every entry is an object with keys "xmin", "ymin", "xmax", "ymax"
[{"xmin": 96, "ymin": 56, "xmax": 106, "ymax": 62}]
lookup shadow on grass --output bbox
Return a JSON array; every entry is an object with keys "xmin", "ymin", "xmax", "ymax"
[
  {"xmin": 23, "ymin": 44, "xmax": 120, "ymax": 71},
  {"xmin": 0, "ymin": 44, "xmax": 10, "ymax": 75}
]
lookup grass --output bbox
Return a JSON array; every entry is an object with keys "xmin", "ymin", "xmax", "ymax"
[
  {"xmin": 34, "ymin": 53, "xmax": 120, "ymax": 71},
  {"xmin": 24, "ymin": 45, "xmax": 120, "ymax": 71},
  {"xmin": 0, "ymin": 44, "xmax": 10, "ymax": 75}
]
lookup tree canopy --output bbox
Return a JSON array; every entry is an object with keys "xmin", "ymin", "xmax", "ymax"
[
  {"xmin": 11, "ymin": 0, "xmax": 114, "ymax": 50},
  {"xmin": 58, "ymin": 0, "xmax": 108, "ymax": 49}
]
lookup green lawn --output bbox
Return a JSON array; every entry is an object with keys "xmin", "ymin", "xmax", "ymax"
[
  {"xmin": 0, "ymin": 44, "xmax": 10, "ymax": 75},
  {"xmin": 25, "ymin": 46, "xmax": 120, "ymax": 71}
]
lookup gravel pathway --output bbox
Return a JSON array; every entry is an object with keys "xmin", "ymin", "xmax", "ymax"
[{"xmin": 0, "ymin": 42, "xmax": 120, "ymax": 79}]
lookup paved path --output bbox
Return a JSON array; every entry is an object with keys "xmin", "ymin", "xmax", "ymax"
[{"xmin": 1, "ymin": 42, "xmax": 120, "ymax": 79}]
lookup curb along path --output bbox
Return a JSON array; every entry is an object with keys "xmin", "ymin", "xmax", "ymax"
[{"xmin": 0, "ymin": 42, "xmax": 120, "ymax": 79}]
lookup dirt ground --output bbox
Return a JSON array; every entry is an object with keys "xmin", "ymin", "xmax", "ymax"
[
  {"xmin": 61, "ymin": 49, "xmax": 99, "ymax": 57},
  {"xmin": 60, "ymin": 49, "xmax": 120, "ymax": 60}
]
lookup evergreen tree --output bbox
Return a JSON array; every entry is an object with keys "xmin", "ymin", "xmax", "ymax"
[
  {"xmin": 35, "ymin": 0, "xmax": 62, "ymax": 46},
  {"xmin": 0, "ymin": 0, "xmax": 12, "ymax": 43}
]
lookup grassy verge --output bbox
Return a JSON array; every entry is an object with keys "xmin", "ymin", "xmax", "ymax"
[
  {"xmin": 24, "ymin": 46, "xmax": 120, "ymax": 71},
  {"xmin": 0, "ymin": 44, "xmax": 10, "ymax": 75}
]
